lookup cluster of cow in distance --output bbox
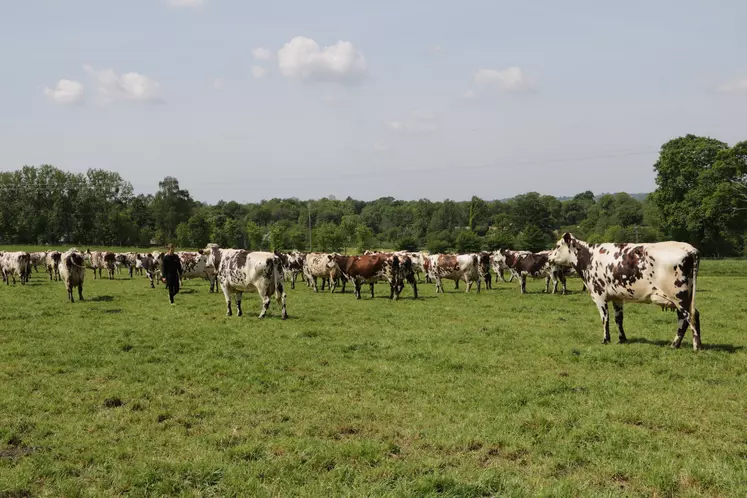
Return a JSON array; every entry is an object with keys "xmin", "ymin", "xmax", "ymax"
[{"xmin": 0, "ymin": 233, "xmax": 703, "ymax": 350}]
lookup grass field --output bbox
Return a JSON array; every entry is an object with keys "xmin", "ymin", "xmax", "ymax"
[{"xmin": 1, "ymin": 249, "xmax": 746, "ymax": 497}]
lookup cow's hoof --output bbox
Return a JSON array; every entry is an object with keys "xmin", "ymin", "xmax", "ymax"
[
  {"xmin": 602, "ymin": 339, "xmax": 610, "ymax": 345},
  {"xmin": 281, "ymin": 313, "xmax": 288, "ymax": 320},
  {"xmin": 618, "ymin": 337, "xmax": 627, "ymax": 344},
  {"xmin": 671, "ymin": 342, "xmax": 681, "ymax": 349}
]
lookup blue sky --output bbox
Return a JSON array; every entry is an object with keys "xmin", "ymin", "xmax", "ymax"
[{"xmin": 2, "ymin": 0, "xmax": 745, "ymax": 203}]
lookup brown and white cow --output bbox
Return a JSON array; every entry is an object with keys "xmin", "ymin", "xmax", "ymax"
[
  {"xmin": 46, "ymin": 251, "xmax": 62, "ymax": 281},
  {"xmin": 303, "ymin": 253, "xmax": 342, "ymax": 292},
  {"xmin": 59, "ymin": 248, "xmax": 85, "ymax": 302},
  {"xmin": 426, "ymin": 254, "xmax": 481, "ymax": 293},
  {"xmin": 548, "ymin": 233, "xmax": 702, "ymax": 350},
  {"xmin": 330, "ymin": 252, "xmax": 417, "ymax": 300},
  {"xmin": 206, "ymin": 246, "xmax": 287, "ymax": 319},
  {"xmin": 1, "ymin": 251, "xmax": 30, "ymax": 285},
  {"xmin": 175, "ymin": 251, "xmax": 217, "ymax": 292},
  {"xmin": 492, "ymin": 249, "xmax": 567, "ymax": 294},
  {"xmin": 85, "ymin": 250, "xmax": 116, "ymax": 280}
]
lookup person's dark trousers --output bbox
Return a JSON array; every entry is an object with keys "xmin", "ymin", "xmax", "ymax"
[{"xmin": 166, "ymin": 276, "xmax": 180, "ymax": 303}]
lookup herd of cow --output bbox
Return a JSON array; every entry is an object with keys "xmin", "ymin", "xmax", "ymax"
[{"xmin": 0, "ymin": 233, "xmax": 703, "ymax": 350}]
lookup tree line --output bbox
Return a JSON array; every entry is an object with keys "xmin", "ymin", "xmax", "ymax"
[{"xmin": 0, "ymin": 135, "xmax": 745, "ymax": 256}]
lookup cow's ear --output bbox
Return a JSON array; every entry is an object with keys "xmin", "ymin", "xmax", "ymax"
[{"xmin": 562, "ymin": 232, "xmax": 572, "ymax": 245}]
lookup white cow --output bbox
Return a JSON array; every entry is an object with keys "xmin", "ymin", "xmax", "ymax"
[
  {"xmin": 206, "ymin": 245, "xmax": 287, "ymax": 319},
  {"xmin": 59, "ymin": 248, "xmax": 85, "ymax": 302},
  {"xmin": 46, "ymin": 251, "xmax": 62, "ymax": 281},
  {"xmin": 426, "ymin": 254, "xmax": 481, "ymax": 293},
  {"xmin": 1, "ymin": 252, "xmax": 30, "ymax": 285}
]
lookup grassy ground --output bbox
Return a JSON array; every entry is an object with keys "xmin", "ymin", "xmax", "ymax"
[{"xmin": 0, "ymin": 250, "xmax": 745, "ymax": 497}]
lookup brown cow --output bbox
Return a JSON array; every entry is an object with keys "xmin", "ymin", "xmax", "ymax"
[{"xmin": 330, "ymin": 253, "xmax": 416, "ymax": 300}]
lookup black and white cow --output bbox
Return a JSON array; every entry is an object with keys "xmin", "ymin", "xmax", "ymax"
[
  {"xmin": 548, "ymin": 232, "xmax": 702, "ymax": 350},
  {"xmin": 425, "ymin": 254, "xmax": 482, "ymax": 293},
  {"xmin": 206, "ymin": 245, "xmax": 287, "ymax": 319}
]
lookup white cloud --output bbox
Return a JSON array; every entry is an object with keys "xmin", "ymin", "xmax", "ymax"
[
  {"xmin": 389, "ymin": 110, "xmax": 438, "ymax": 133},
  {"xmin": 168, "ymin": 0, "xmax": 205, "ymax": 7},
  {"xmin": 212, "ymin": 77, "xmax": 224, "ymax": 90},
  {"xmin": 252, "ymin": 47, "xmax": 272, "ymax": 61},
  {"xmin": 277, "ymin": 36, "xmax": 367, "ymax": 85},
  {"xmin": 463, "ymin": 89, "xmax": 476, "ymax": 99},
  {"xmin": 251, "ymin": 66, "xmax": 267, "ymax": 79},
  {"xmin": 718, "ymin": 75, "xmax": 747, "ymax": 94},
  {"xmin": 473, "ymin": 66, "xmax": 533, "ymax": 92},
  {"xmin": 84, "ymin": 65, "xmax": 162, "ymax": 103},
  {"xmin": 43, "ymin": 79, "xmax": 85, "ymax": 105}
]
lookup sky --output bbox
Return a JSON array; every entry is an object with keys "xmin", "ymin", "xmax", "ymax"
[{"xmin": 2, "ymin": 0, "xmax": 746, "ymax": 204}]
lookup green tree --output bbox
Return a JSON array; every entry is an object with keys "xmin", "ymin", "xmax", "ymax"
[
  {"xmin": 151, "ymin": 177, "xmax": 194, "ymax": 243},
  {"xmin": 396, "ymin": 236, "xmax": 419, "ymax": 252},
  {"xmin": 245, "ymin": 221, "xmax": 265, "ymax": 250},
  {"xmin": 314, "ymin": 222, "xmax": 344, "ymax": 252},
  {"xmin": 517, "ymin": 224, "xmax": 551, "ymax": 252},
  {"xmin": 650, "ymin": 135, "xmax": 746, "ymax": 255},
  {"xmin": 455, "ymin": 230, "xmax": 482, "ymax": 253},
  {"xmin": 354, "ymin": 225, "xmax": 374, "ymax": 252},
  {"xmin": 484, "ymin": 230, "xmax": 515, "ymax": 250}
]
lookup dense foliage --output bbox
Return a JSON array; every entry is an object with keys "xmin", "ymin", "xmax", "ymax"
[{"xmin": 1, "ymin": 135, "xmax": 745, "ymax": 255}]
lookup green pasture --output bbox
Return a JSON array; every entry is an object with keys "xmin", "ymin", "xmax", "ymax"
[{"xmin": 0, "ymin": 249, "xmax": 745, "ymax": 497}]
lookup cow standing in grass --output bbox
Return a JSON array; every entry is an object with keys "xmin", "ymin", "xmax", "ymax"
[
  {"xmin": 176, "ymin": 251, "xmax": 216, "ymax": 292},
  {"xmin": 27, "ymin": 251, "xmax": 47, "ymax": 278},
  {"xmin": 278, "ymin": 251, "xmax": 306, "ymax": 289},
  {"xmin": 59, "ymin": 248, "xmax": 85, "ymax": 302},
  {"xmin": 304, "ymin": 253, "xmax": 341, "ymax": 292},
  {"xmin": 136, "ymin": 253, "xmax": 160, "ymax": 288},
  {"xmin": 46, "ymin": 251, "xmax": 62, "ymax": 281},
  {"xmin": 206, "ymin": 245, "xmax": 287, "ymax": 319},
  {"xmin": 548, "ymin": 232, "xmax": 702, "ymax": 350},
  {"xmin": 493, "ymin": 249, "xmax": 567, "ymax": 294},
  {"xmin": 426, "ymin": 254, "xmax": 481, "ymax": 293},
  {"xmin": 1, "ymin": 252, "xmax": 30, "ymax": 285},
  {"xmin": 86, "ymin": 250, "xmax": 116, "ymax": 280},
  {"xmin": 331, "ymin": 253, "xmax": 416, "ymax": 300}
]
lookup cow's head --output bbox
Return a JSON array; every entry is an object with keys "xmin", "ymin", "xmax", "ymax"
[
  {"xmin": 549, "ymin": 232, "xmax": 579, "ymax": 267},
  {"xmin": 204, "ymin": 244, "xmax": 221, "ymax": 269}
]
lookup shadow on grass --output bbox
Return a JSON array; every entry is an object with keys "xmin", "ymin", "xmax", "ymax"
[
  {"xmin": 89, "ymin": 295, "xmax": 115, "ymax": 302},
  {"xmin": 626, "ymin": 338, "xmax": 671, "ymax": 347},
  {"xmin": 627, "ymin": 337, "xmax": 743, "ymax": 353},
  {"xmin": 178, "ymin": 289, "xmax": 197, "ymax": 295},
  {"xmin": 702, "ymin": 343, "xmax": 743, "ymax": 353}
]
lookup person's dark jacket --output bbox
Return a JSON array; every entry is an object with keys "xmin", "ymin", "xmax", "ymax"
[{"xmin": 161, "ymin": 253, "xmax": 183, "ymax": 282}]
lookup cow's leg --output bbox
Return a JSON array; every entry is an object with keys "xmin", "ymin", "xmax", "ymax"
[
  {"xmin": 559, "ymin": 272, "xmax": 567, "ymax": 295},
  {"xmin": 68, "ymin": 286, "xmax": 74, "ymax": 303},
  {"xmin": 259, "ymin": 292, "xmax": 271, "ymax": 319},
  {"xmin": 290, "ymin": 271, "xmax": 296, "ymax": 290},
  {"xmin": 434, "ymin": 276, "xmax": 443, "ymax": 293},
  {"xmin": 222, "ymin": 284, "xmax": 233, "ymax": 316},
  {"xmin": 369, "ymin": 283, "xmax": 375, "ymax": 299},
  {"xmin": 454, "ymin": 279, "xmax": 459, "ymax": 290},
  {"xmin": 312, "ymin": 277, "xmax": 319, "ymax": 293},
  {"xmin": 613, "ymin": 302, "xmax": 626, "ymax": 343},
  {"xmin": 594, "ymin": 298, "xmax": 611, "ymax": 344},
  {"xmin": 671, "ymin": 310, "xmax": 688, "ymax": 348},
  {"xmin": 354, "ymin": 281, "xmax": 362, "ymax": 300},
  {"xmin": 465, "ymin": 277, "xmax": 473, "ymax": 293},
  {"xmin": 520, "ymin": 275, "xmax": 527, "ymax": 294},
  {"xmin": 78, "ymin": 283, "xmax": 84, "ymax": 301},
  {"xmin": 329, "ymin": 277, "xmax": 336, "ymax": 293},
  {"xmin": 690, "ymin": 309, "xmax": 701, "ymax": 351},
  {"xmin": 235, "ymin": 292, "xmax": 243, "ymax": 317},
  {"xmin": 275, "ymin": 282, "xmax": 287, "ymax": 320},
  {"xmin": 340, "ymin": 278, "xmax": 347, "ymax": 294}
]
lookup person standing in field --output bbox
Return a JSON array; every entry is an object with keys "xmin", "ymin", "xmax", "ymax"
[{"xmin": 161, "ymin": 244, "xmax": 183, "ymax": 305}]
